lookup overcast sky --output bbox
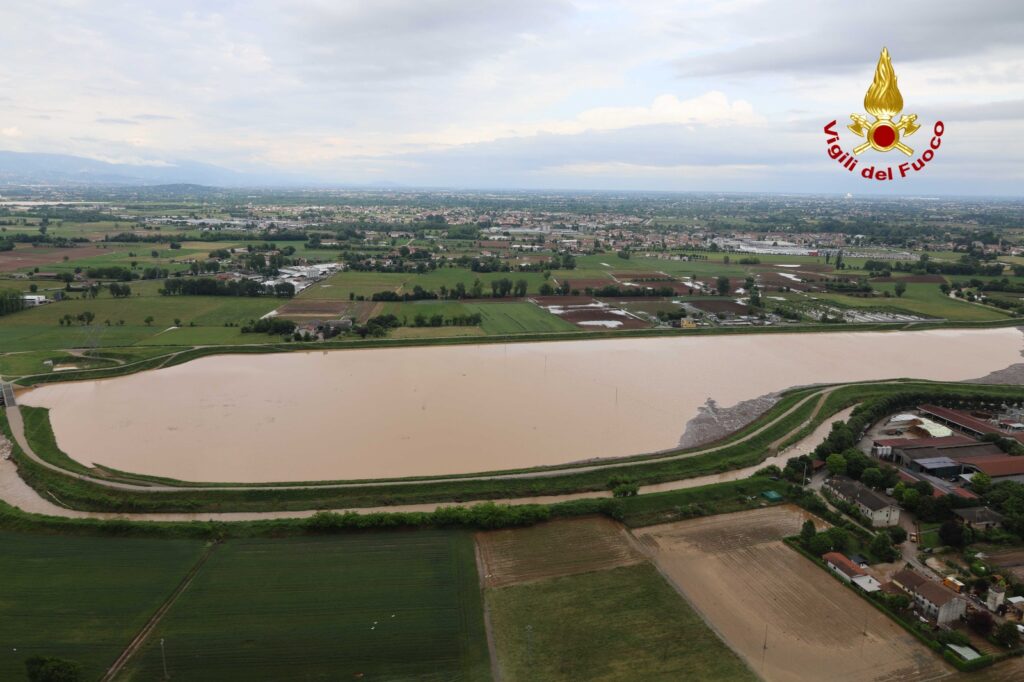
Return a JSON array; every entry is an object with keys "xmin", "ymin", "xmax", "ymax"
[{"xmin": 2, "ymin": 0, "xmax": 1023, "ymax": 195}]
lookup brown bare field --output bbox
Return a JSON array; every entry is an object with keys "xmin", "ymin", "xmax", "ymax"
[
  {"xmin": 634, "ymin": 506, "xmax": 951, "ymax": 682},
  {"xmin": 0, "ymin": 245, "xmax": 113, "ymax": 272},
  {"xmin": 690, "ymin": 299, "xmax": 753, "ymax": 315},
  {"xmin": 274, "ymin": 299, "xmax": 381, "ymax": 320},
  {"xmin": 274, "ymin": 299, "xmax": 349, "ymax": 317},
  {"xmin": 476, "ymin": 517, "xmax": 643, "ymax": 588}
]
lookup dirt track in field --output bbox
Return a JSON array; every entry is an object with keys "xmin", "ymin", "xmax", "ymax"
[
  {"xmin": 476, "ymin": 517, "xmax": 642, "ymax": 588},
  {"xmin": 634, "ymin": 506, "xmax": 953, "ymax": 682}
]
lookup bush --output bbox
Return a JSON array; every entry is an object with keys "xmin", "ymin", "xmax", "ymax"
[
  {"xmin": 994, "ymin": 621, "xmax": 1021, "ymax": 648},
  {"xmin": 612, "ymin": 483, "xmax": 639, "ymax": 498},
  {"xmin": 25, "ymin": 656, "xmax": 83, "ymax": 682}
]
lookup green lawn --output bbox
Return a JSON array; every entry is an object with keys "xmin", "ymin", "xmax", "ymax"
[
  {"xmin": 0, "ymin": 532, "xmax": 206, "ymax": 681},
  {"xmin": 120, "ymin": 531, "xmax": 490, "ymax": 681},
  {"xmin": 488, "ymin": 563, "xmax": 755, "ymax": 681}
]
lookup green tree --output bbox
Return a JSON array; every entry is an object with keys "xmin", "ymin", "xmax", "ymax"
[
  {"xmin": 939, "ymin": 520, "xmax": 966, "ymax": 548},
  {"xmin": 971, "ymin": 471, "xmax": 992, "ymax": 495},
  {"xmin": 900, "ymin": 487, "xmax": 920, "ymax": 510},
  {"xmin": 887, "ymin": 526, "xmax": 907, "ymax": 544},
  {"xmin": 144, "ymin": 315, "xmax": 154, "ymax": 326},
  {"xmin": 800, "ymin": 519, "xmax": 816, "ymax": 546},
  {"xmin": 716, "ymin": 275, "xmax": 730, "ymax": 296},
  {"xmin": 826, "ymin": 453, "xmax": 847, "ymax": 477},
  {"xmin": 894, "ymin": 280, "xmax": 907, "ymax": 298},
  {"xmin": 869, "ymin": 532, "xmax": 898, "ymax": 562},
  {"xmin": 861, "ymin": 467, "xmax": 884, "ymax": 489}
]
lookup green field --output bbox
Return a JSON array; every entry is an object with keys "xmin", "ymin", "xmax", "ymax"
[
  {"xmin": 817, "ymin": 282, "xmax": 1009, "ymax": 321},
  {"xmin": 487, "ymin": 562, "xmax": 755, "ymax": 681},
  {"xmin": 0, "ymin": 291, "xmax": 278, "ymax": 351},
  {"xmin": 463, "ymin": 302, "xmax": 578, "ymax": 334},
  {"xmin": 120, "ymin": 531, "xmax": 490, "ymax": 681},
  {"xmin": 0, "ymin": 531, "xmax": 206, "ymax": 681}
]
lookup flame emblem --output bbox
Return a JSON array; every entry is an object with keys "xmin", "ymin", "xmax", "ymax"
[{"xmin": 848, "ymin": 48, "xmax": 920, "ymax": 156}]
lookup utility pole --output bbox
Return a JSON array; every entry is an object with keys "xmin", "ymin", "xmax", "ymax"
[
  {"xmin": 760, "ymin": 623, "xmax": 768, "ymax": 671},
  {"xmin": 160, "ymin": 638, "xmax": 168, "ymax": 680}
]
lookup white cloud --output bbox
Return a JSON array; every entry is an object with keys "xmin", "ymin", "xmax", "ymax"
[{"xmin": 0, "ymin": 0, "xmax": 1020, "ymax": 194}]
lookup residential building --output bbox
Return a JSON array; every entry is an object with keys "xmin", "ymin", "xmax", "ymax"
[
  {"xmin": 891, "ymin": 569, "xmax": 967, "ymax": 626},
  {"xmin": 823, "ymin": 476, "xmax": 901, "ymax": 527},
  {"xmin": 914, "ymin": 581, "xmax": 967, "ymax": 626}
]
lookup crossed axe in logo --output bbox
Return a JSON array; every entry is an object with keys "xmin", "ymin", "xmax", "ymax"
[{"xmin": 848, "ymin": 113, "xmax": 920, "ymax": 156}]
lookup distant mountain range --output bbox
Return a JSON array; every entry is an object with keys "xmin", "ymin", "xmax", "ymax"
[{"xmin": 0, "ymin": 150, "xmax": 312, "ymax": 187}]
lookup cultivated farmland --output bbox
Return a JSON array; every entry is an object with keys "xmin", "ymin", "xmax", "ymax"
[
  {"xmin": 634, "ymin": 506, "xmax": 949, "ymax": 682},
  {"xmin": 0, "ymin": 531, "xmax": 206, "ymax": 681},
  {"xmin": 481, "ymin": 517, "xmax": 755, "ymax": 681},
  {"xmin": 476, "ymin": 516, "xmax": 643, "ymax": 588},
  {"xmin": 118, "ymin": 531, "xmax": 490, "ymax": 681}
]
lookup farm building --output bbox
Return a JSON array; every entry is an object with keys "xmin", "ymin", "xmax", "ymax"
[
  {"xmin": 919, "ymin": 404, "xmax": 1024, "ymax": 444},
  {"xmin": 952, "ymin": 507, "xmax": 1006, "ymax": 530},
  {"xmin": 823, "ymin": 552, "xmax": 864, "ymax": 582},
  {"xmin": 822, "ymin": 476, "xmax": 900, "ymax": 527},
  {"xmin": 959, "ymin": 455, "xmax": 1024, "ymax": 484},
  {"xmin": 21, "ymin": 294, "xmax": 48, "ymax": 307}
]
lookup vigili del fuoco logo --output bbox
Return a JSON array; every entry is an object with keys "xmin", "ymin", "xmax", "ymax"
[{"xmin": 824, "ymin": 47, "xmax": 944, "ymax": 182}]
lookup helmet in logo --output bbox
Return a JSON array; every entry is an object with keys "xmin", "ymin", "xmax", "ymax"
[{"xmin": 848, "ymin": 48, "xmax": 921, "ymax": 156}]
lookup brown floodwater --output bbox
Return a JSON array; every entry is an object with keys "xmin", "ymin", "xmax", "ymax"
[{"xmin": 19, "ymin": 328, "xmax": 1024, "ymax": 482}]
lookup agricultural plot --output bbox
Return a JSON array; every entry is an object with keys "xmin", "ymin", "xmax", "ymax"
[
  {"xmin": 119, "ymin": 531, "xmax": 490, "ymax": 681},
  {"xmin": 634, "ymin": 506, "xmax": 949, "ymax": 682},
  {"xmin": 0, "ymin": 244, "xmax": 119, "ymax": 272},
  {"xmin": 818, "ymin": 282, "xmax": 1009, "ymax": 321},
  {"xmin": 462, "ymin": 302, "xmax": 578, "ymax": 334},
  {"xmin": 532, "ymin": 297, "xmax": 650, "ymax": 329},
  {"xmin": 299, "ymin": 270, "xmax": 408, "ymax": 299},
  {"xmin": 476, "ymin": 517, "xmax": 643, "ymax": 588},
  {"xmin": 482, "ymin": 517, "xmax": 754, "ymax": 681},
  {"xmin": 0, "ymin": 532, "xmax": 206, "ymax": 681},
  {"xmin": 0, "ymin": 293, "xmax": 279, "ymax": 351}
]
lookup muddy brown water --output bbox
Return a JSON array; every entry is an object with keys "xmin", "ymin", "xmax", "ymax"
[{"xmin": 19, "ymin": 328, "xmax": 1024, "ymax": 482}]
